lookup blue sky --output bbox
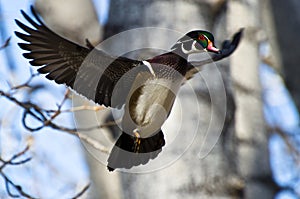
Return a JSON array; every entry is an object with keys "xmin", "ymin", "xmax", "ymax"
[{"xmin": 0, "ymin": 0, "xmax": 109, "ymax": 197}]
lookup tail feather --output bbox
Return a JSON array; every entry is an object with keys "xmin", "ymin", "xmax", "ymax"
[{"xmin": 107, "ymin": 130, "xmax": 165, "ymax": 171}]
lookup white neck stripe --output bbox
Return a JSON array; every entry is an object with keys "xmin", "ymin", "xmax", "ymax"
[{"xmin": 181, "ymin": 41, "xmax": 203, "ymax": 54}]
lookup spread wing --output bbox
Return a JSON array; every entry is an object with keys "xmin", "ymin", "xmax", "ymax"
[{"xmin": 15, "ymin": 6, "xmax": 143, "ymax": 108}]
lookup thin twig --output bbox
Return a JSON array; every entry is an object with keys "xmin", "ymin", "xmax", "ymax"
[
  {"xmin": 70, "ymin": 183, "xmax": 90, "ymax": 199},
  {"xmin": 0, "ymin": 37, "xmax": 11, "ymax": 50},
  {"xmin": 268, "ymin": 126, "xmax": 300, "ymax": 165},
  {"xmin": 0, "ymin": 145, "xmax": 36, "ymax": 199},
  {"xmin": 1, "ymin": 171, "xmax": 37, "ymax": 199},
  {"xmin": 78, "ymin": 133, "xmax": 109, "ymax": 154},
  {"xmin": 0, "ymin": 79, "xmax": 111, "ymax": 153},
  {"xmin": 63, "ymin": 105, "xmax": 105, "ymax": 112},
  {"xmin": 0, "ymin": 145, "xmax": 31, "ymax": 171},
  {"xmin": 10, "ymin": 71, "xmax": 39, "ymax": 91}
]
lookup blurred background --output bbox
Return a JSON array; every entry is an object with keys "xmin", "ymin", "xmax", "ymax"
[{"xmin": 0, "ymin": 0, "xmax": 300, "ymax": 198}]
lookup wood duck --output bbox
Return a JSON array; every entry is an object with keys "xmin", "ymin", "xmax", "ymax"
[{"xmin": 15, "ymin": 6, "xmax": 243, "ymax": 171}]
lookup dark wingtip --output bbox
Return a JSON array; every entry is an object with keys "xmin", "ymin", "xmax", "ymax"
[
  {"xmin": 18, "ymin": 43, "xmax": 30, "ymax": 51},
  {"xmin": 20, "ymin": 9, "xmax": 26, "ymax": 17},
  {"xmin": 18, "ymin": 5, "xmax": 44, "ymax": 27},
  {"xmin": 235, "ymin": 28, "xmax": 244, "ymax": 39},
  {"xmin": 30, "ymin": 5, "xmax": 35, "ymax": 13},
  {"xmin": 23, "ymin": 52, "xmax": 33, "ymax": 59},
  {"xmin": 212, "ymin": 28, "xmax": 244, "ymax": 60},
  {"xmin": 29, "ymin": 60, "xmax": 42, "ymax": 66},
  {"xmin": 14, "ymin": 19, "xmax": 20, "ymax": 24},
  {"xmin": 107, "ymin": 166, "xmax": 115, "ymax": 172},
  {"xmin": 20, "ymin": 9, "xmax": 32, "ymax": 23},
  {"xmin": 29, "ymin": 5, "xmax": 36, "ymax": 16},
  {"xmin": 238, "ymin": 28, "xmax": 244, "ymax": 37},
  {"xmin": 14, "ymin": 31, "xmax": 28, "ymax": 41},
  {"xmin": 14, "ymin": 30, "xmax": 21, "ymax": 38},
  {"xmin": 16, "ymin": 8, "xmax": 42, "ymax": 31},
  {"xmin": 231, "ymin": 28, "xmax": 244, "ymax": 47},
  {"xmin": 30, "ymin": 5, "xmax": 44, "ymax": 25},
  {"xmin": 14, "ymin": 19, "xmax": 23, "ymax": 28},
  {"xmin": 107, "ymin": 131, "xmax": 165, "ymax": 171}
]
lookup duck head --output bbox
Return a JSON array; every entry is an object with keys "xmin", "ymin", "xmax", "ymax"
[{"xmin": 171, "ymin": 30, "xmax": 220, "ymax": 55}]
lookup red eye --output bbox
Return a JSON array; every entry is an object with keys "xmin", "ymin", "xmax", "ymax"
[{"xmin": 198, "ymin": 35, "xmax": 205, "ymax": 41}]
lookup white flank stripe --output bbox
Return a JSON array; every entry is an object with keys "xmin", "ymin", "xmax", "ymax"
[{"xmin": 142, "ymin": 60, "xmax": 156, "ymax": 77}]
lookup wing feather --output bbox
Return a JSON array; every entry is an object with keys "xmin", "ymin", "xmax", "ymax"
[{"xmin": 15, "ymin": 6, "xmax": 143, "ymax": 107}]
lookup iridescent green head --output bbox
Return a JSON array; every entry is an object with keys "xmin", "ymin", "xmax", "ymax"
[{"xmin": 172, "ymin": 30, "xmax": 220, "ymax": 54}]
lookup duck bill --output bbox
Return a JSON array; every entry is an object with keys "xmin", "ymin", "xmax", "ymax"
[{"xmin": 207, "ymin": 41, "xmax": 220, "ymax": 53}]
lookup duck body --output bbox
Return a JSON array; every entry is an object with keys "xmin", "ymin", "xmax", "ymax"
[
  {"xmin": 14, "ymin": 6, "xmax": 241, "ymax": 171},
  {"xmin": 108, "ymin": 52, "xmax": 188, "ymax": 170},
  {"xmin": 126, "ymin": 52, "xmax": 188, "ymax": 137}
]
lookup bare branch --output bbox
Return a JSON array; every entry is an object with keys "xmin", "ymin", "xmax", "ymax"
[
  {"xmin": 0, "ymin": 37, "xmax": 11, "ymax": 50},
  {"xmin": 70, "ymin": 183, "xmax": 90, "ymax": 199},
  {"xmin": 1, "ymin": 171, "xmax": 37, "ymax": 199},
  {"xmin": 78, "ymin": 133, "xmax": 109, "ymax": 154},
  {"xmin": 0, "ymin": 73, "xmax": 111, "ymax": 154},
  {"xmin": 10, "ymin": 70, "xmax": 39, "ymax": 91},
  {"xmin": 0, "ymin": 145, "xmax": 31, "ymax": 171},
  {"xmin": 0, "ymin": 145, "xmax": 37, "ymax": 199},
  {"xmin": 64, "ymin": 105, "xmax": 105, "ymax": 112},
  {"xmin": 268, "ymin": 126, "xmax": 300, "ymax": 165}
]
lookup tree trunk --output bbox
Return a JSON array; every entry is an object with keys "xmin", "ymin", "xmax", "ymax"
[
  {"xmin": 102, "ymin": 0, "xmax": 277, "ymax": 198},
  {"xmin": 34, "ymin": 1, "xmax": 123, "ymax": 198},
  {"xmin": 269, "ymin": 0, "xmax": 300, "ymax": 111},
  {"xmin": 226, "ymin": 1, "xmax": 277, "ymax": 198},
  {"xmin": 35, "ymin": 0, "xmax": 278, "ymax": 198}
]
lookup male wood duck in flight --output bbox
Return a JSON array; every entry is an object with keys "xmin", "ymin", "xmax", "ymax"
[{"xmin": 15, "ymin": 6, "xmax": 243, "ymax": 171}]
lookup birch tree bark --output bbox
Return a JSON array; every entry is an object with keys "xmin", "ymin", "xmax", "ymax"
[
  {"xmin": 226, "ymin": 1, "xmax": 277, "ymax": 198},
  {"xmin": 102, "ymin": 0, "xmax": 277, "ymax": 198},
  {"xmin": 34, "ymin": 0, "xmax": 279, "ymax": 198},
  {"xmin": 34, "ymin": 1, "xmax": 123, "ymax": 198}
]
